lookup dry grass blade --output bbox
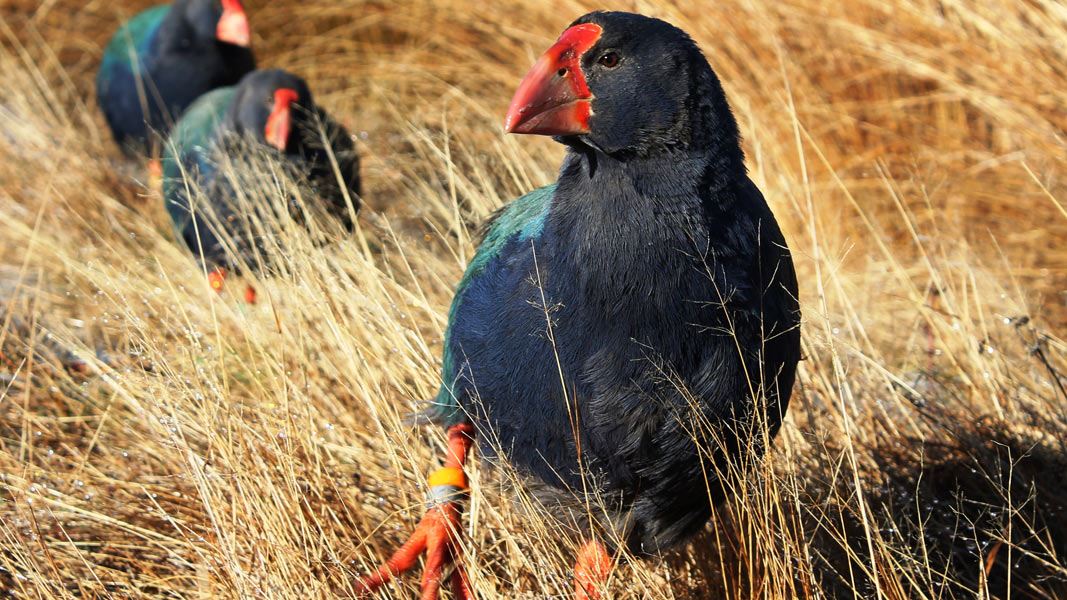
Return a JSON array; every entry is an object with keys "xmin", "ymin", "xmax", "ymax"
[{"xmin": 1, "ymin": 0, "xmax": 1065, "ymax": 598}]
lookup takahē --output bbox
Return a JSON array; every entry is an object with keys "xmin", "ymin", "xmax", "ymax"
[
  {"xmin": 97, "ymin": 0, "xmax": 255, "ymax": 154},
  {"xmin": 356, "ymin": 11, "xmax": 801, "ymax": 599},
  {"xmin": 161, "ymin": 68, "xmax": 361, "ymax": 302}
]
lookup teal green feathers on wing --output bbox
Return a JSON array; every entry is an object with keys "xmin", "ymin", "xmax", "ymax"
[
  {"xmin": 100, "ymin": 5, "xmax": 170, "ymax": 74},
  {"xmin": 462, "ymin": 184, "xmax": 556, "ymax": 290},
  {"xmin": 161, "ymin": 86, "xmax": 236, "ymax": 230},
  {"xmin": 432, "ymin": 183, "xmax": 557, "ymax": 423}
]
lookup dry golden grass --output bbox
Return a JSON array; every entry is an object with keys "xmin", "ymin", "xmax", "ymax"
[{"xmin": 1, "ymin": 0, "xmax": 1066, "ymax": 598}]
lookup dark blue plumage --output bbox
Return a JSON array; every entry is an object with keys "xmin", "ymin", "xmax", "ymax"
[
  {"xmin": 433, "ymin": 11, "xmax": 801, "ymax": 555},
  {"xmin": 97, "ymin": 0, "xmax": 255, "ymax": 154},
  {"xmin": 161, "ymin": 69, "xmax": 361, "ymax": 275}
]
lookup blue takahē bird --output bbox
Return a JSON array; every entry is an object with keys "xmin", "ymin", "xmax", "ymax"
[
  {"xmin": 161, "ymin": 68, "xmax": 361, "ymax": 303},
  {"xmin": 356, "ymin": 11, "xmax": 801, "ymax": 600},
  {"xmin": 97, "ymin": 0, "xmax": 255, "ymax": 155}
]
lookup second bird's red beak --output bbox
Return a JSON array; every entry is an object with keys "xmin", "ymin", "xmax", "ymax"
[
  {"xmin": 504, "ymin": 23, "xmax": 602, "ymax": 136},
  {"xmin": 216, "ymin": 0, "xmax": 251, "ymax": 47},
  {"xmin": 264, "ymin": 88, "xmax": 299, "ymax": 151}
]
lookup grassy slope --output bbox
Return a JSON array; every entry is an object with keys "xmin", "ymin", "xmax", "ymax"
[{"xmin": 1, "ymin": 0, "xmax": 1065, "ymax": 598}]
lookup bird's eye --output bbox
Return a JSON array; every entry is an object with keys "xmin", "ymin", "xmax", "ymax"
[{"xmin": 597, "ymin": 52, "xmax": 620, "ymax": 68}]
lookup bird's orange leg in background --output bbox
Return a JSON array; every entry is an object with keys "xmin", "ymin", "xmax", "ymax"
[
  {"xmin": 147, "ymin": 158, "xmax": 164, "ymax": 192},
  {"xmin": 207, "ymin": 267, "xmax": 227, "ymax": 295},
  {"xmin": 206, "ymin": 268, "xmax": 257, "ymax": 305},
  {"xmin": 356, "ymin": 423, "xmax": 475, "ymax": 600},
  {"xmin": 574, "ymin": 538, "xmax": 613, "ymax": 600}
]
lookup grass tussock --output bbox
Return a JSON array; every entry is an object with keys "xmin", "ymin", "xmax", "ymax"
[{"xmin": 1, "ymin": 0, "xmax": 1066, "ymax": 598}]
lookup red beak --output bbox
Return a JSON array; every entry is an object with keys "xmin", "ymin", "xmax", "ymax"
[
  {"xmin": 504, "ymin": 23, "xmax": 603, "ymax": 136},
  {"xmin": 216, "ymin": 0, "xmax": 251, "ymax": 47},
  {"xmin": 264, "ymin": 88, "xmax": 299, "ymax": 151}
]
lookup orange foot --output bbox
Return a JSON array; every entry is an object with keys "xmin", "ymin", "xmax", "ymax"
[
  {"xmin": 574, "ymin": 539, "xmax": 613, "ymax": 600},
  {"xmin": 356, "ymin": 424, "xmax": 475, "ymax": 600},
  {"xmin": 147, "ymin": 158, "xmax": 163, "ymax": 191},
  {"xmin": 207, "ymin": 269, "xmax": 257, "ymax": 305},
  {"xmin": 208, "ymin": 268, "xmax": 227, "ymax": 295},
  {"xmin": 355, "ymin": 500, "xmax": 472, "ymax": 599}
]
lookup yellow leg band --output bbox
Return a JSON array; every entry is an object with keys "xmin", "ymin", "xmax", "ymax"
[{"xmin": 427, "ymin": 466, "xmax": 467, "ymax": 490}]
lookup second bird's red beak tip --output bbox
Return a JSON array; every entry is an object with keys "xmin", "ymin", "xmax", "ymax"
[
  {"xmin": 504, "ymin": 23, "xmax": 603, "ymax": 136},
  {"xmin": 264, "ymin": 88, "xmax": 299, "ymax": 151},
  {"xmin": 216, "ymin": 0, "xmax": 251, "ymax": 47}
]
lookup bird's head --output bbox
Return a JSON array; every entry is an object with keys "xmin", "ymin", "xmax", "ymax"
[
  {"xmin": 228, "ymin": 69, "xmax": 314, "ymax": 153},
  {"xmin": 505, "ymin": 11, "xmax": 740, "ymax": 161},
  {"xmin": 174, "ymin": 0, "xmax": 251, "ymax": 49}
]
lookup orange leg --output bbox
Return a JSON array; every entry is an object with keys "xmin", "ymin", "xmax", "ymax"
[
  {"xmin": 206, "ymin": 269, "xmax": 256, "ymax": 305},
  {"xmin": 147, "ymin": 158, "xmax": 163, "ymax": 191},
  {"xmin": 574, "ymin": 539, "xmax": 612, "ymax": 600},
  {"xmin": 356, "ymin": 424, "xmax": 475, "ymax": 599},
  {"xmin": 208, "ymin": 268, "xmax": 227, "ymax": 295}
]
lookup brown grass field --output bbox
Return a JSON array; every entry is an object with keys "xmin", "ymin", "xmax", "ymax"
[{"xmin": 1, "ymin": 0, "xmax": 1066, "ymax": 598}]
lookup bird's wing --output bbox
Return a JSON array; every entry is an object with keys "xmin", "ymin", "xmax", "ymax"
[
  {"xmin": 99, "ymin": 5, "xmax": 170, "ymax": 80},
  {"xmin": 161, "ymin": 87, "xmax": 236, "ymax": 232},
  {"xmin": 304, "ymin": 108, "xmax": 361, "ymax": 227},
  {"xmin": 425, "ymin": 183, "xmax": 557, "ymax": 424}
]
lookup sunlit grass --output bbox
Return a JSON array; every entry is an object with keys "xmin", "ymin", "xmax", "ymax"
[{"xmin": 0, "ymin": 0, "xmax": 1065, "ymax": 598}]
